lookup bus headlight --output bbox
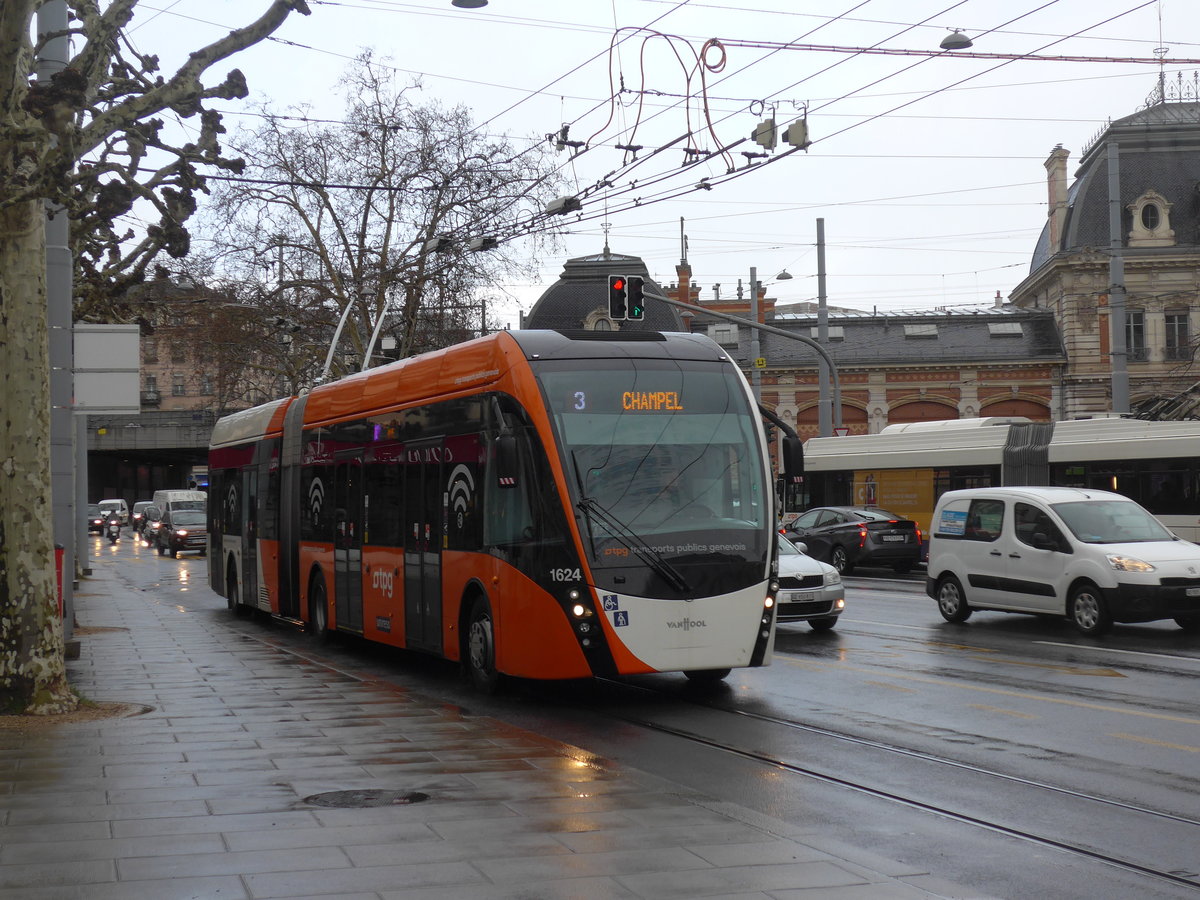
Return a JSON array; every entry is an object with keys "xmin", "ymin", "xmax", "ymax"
[{"xmin": 572, "ymin": 604, "xmax": 586, "ymax": 617}]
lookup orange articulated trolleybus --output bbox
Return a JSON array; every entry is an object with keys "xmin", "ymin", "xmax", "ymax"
[{"xmin": 208, "ymin": 330, "xmax": 779, "ymax": 689}]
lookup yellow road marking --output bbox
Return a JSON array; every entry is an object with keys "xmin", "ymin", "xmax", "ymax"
[
  {"xmin": 778, "ymin": 656, "xmax": 1200, "ymax": 726},
  {"xmin": 864, "ymin": 680, "xmax": 916, "ymax": 693},
  {"xmin": 969, "ymin": 704, "xmax": 1037, "ymax": 719},
  {"xmin": 1110, "ymin": 733, "xmax": 1200, "ymax": 753}
]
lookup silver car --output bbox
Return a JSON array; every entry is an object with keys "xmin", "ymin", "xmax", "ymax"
[{"xmin": 776, "ymin": 534, "xmax": 844, "ymax": 630}]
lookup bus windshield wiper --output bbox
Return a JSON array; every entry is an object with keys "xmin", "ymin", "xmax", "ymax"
[{"xmin": 576, "ymin": 496, "xmax": 692, "ymax": 596}]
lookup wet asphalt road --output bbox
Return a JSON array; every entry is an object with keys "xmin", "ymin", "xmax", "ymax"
[{"xmin": 96, "ymin": 534, "xmax": 1200, "ymax": 899}]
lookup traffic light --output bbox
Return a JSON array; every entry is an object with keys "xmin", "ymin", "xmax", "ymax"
[
  {"xmin": 627, "ymin": 276, "xmax": 645, "ymax": 320},
  {"xmin": 608, "ymin": 275, "xmax": 628, "ymax": 319}
]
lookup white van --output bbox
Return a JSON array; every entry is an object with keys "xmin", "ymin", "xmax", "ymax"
[
  {"xmin": 926, "ymin": 486, "xmax": 1200, "ymax": 635},
  {"xmin": 151, "ymin": 489, "xmax": 207, "ymax": 517},
  {"xmin": 97, "ymin": 498, "xmax": 129, "ymax": 525}
]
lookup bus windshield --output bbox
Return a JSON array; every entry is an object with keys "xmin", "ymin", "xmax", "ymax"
[{"xmin": 536, "ymin": 358, "xmax": 768, "ymax": 595}]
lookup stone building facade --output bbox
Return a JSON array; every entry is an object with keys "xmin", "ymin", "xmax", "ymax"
[
  {"xmin": 525, "ymin": 251, "xmax": 1064, "ymax": 437},
  {"xmin": 1010, "ymin": 81, "xmax": 1200, "ymax": 418}
]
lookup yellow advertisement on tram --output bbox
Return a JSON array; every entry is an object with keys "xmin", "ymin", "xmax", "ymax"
[{"xmin": 852, "ymin": 469, "xmax": 937, "ymax": 534}]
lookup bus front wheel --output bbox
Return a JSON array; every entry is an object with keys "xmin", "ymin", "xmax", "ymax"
[
  {"xmin": 465, "ymin": 596, "xmax": 501, "ymax": 694},
  {"xmin": 684, "ymin": 668, "xmax": 731, "ymax": 684}
]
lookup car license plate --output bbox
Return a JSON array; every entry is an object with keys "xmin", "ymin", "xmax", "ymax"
[
  {"xmin": 881, "ymin": 534, "xmax": 905, "ymax": 542},
  {"xmin": 779, "ymin": 591, "xmax": 816, "ymax": 603},
  {"xmin": 1186, "ymin": 587, "xmax": 1200, "ymax": 597}
]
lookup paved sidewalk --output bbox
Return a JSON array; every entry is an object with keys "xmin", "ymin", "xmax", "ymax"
[{"xmin": 0, "ymin": 560, "xmax": 988, "ymax": 899}]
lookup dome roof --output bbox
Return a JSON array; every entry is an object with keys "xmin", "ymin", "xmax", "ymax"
[
  {"xmin": 523, "ymin": 250, "xmax": 684, "ymax": 332},
  {"xmin": 1030, "ymin": 100, "xmax": 1200, "ymax": 272}
]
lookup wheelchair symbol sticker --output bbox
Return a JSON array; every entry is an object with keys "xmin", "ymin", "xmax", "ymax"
[{"xmin": 602, "ymin": 594, "xmax": 620, "ymax": 611}]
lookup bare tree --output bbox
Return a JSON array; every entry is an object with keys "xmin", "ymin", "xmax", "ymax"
[
  {"xmin": 202, "ymin": 52, "xmax": 563, "ymax": 380},
  {"xmin": 0, "ymin": 1, "xmax": 310, "ymax": 715}
]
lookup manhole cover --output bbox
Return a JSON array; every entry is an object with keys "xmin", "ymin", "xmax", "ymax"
[{"xmin": 303, "ymin": 790, "xmax": 429, "ymax": 808}]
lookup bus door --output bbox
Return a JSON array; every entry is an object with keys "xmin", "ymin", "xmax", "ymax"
[
  {"xmin": 333, "ymin": 452, "xmax": 364, "ymax": 633},
  {"xmin": 240, "ymin": 467, "xmax": 259, "ymax": 607},
  {"xmin": 404, "ymin": 439, "xmax": 443, "ymax": 651}
]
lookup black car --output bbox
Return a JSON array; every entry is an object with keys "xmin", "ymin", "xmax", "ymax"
[
  {"xmin": 85, "ymin": 503, "xmax": 104, "ymax": 533},
  {"xmin": 156, "ymin": 509, "xmax": 208, "ymax": 558},
  {"xmin": 783, "ymin": 506, "xmax": 922, "ymax": 575}
]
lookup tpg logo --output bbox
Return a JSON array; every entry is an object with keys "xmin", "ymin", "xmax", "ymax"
[{"xmin": 371, "ymin": 568, "xmax": 395, "ymax": 598}]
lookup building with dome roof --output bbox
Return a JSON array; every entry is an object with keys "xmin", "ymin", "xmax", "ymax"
[
  {"xmin": 1011, "ymin": 75, "xmax": 1200, "ymax": 419},
  {"xmin": 521, "ymin": 248, "xmax": 683, "ymax": 332}
]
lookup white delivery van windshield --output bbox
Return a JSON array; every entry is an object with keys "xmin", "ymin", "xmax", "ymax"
[{"xmin": 1051, "ymin": 500, "xmax": 1173, "ymax": 544}]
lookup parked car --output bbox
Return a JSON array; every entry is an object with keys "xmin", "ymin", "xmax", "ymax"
[
  {"xmin": 775, "ymin": 535, "xmax": 844, "ymax": 630},
  {"xmin": 85, "ymin": 503, "xmax": 104, "ymax": 533},
  {"xmin": 783, "ymin": 506, "xmax": 922, "ymax": 575},
  {"xmin": 131, "ymin": 500, "xmax": 155, "ymax": 534},
  {"xmin": 926, "ymin": 486, "xmax": 1200, "ymax": 636},
  {"xmin": 156, "ymin": 509, "xmax": 208, "ymax": 558},
  {"xmin": 141, "ymin": 506, "xmax": 164, "ymax": 544}
]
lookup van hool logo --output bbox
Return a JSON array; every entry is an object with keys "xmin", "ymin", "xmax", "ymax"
[
  {"xmin": 447, "ymin": 464, "xmax": 474, "ymax": 529},
  {"xmin": 666, "ymin": 617, "xmax": 707, "ymax": 631},
  {"xmin": 308, "ymin": 477, "xmax": 325, "ymax": 522},
  {"xmin": 225, "ymin": 483, "xmax": 238, "ymax": 524}
]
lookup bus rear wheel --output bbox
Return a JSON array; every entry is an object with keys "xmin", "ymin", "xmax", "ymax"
[
  {"xmin": 465, "ymin": 596, "xmax": 501, "ymax": 694},
  {"xmin": 309, "ymin": 574, "xmax": 330, "ymax": 640},
  {"xmin": 225, "ymin": 564, "xmax": 237, "ymax": 612}
]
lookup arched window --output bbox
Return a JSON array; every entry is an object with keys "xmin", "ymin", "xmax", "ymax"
[{"xmin": 1128, "ymin": 190, "xmax": 1174, "ymax": 247}]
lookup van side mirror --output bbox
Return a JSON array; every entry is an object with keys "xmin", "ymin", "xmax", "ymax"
[
  {"xmin": 1031, "ymin": 531, "xmax": 1056, "ymax": 551},
  {"xmin": 781, "ymin": 436, "xmax": 804, "ymax": 484},
  {"xmin": 495, "ymin": 434, "xmax": 518, "ymax": 489}
]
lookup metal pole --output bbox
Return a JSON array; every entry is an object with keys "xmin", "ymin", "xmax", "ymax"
[
  {"xmin": 816, "ymin": 218, "xmax": 833, "ymax": 435},
  {"xmin": 1107, "ymin": 141, "xmax": 1129, "ymax": 414},
  {"xmin": 749, "ymin": 267, "xmax": 761, "ymax": 402},
  {"xmin": 75, "ymin": 414, "xmax": 91, "ymax": 578},
  {"xmin": 39, "ymin": 0, "xmax": 76, "ymax": 634}
]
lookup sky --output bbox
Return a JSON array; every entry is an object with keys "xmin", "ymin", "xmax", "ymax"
[{"xmin": 123, "ymin": 0, "xmax": 1200, "ymax": 325}]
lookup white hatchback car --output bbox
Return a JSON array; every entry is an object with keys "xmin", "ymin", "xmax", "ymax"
[
  {"xmin": 926, "ymin": 486, "xmax": 1200, "ymax": 635},
  {"xmin": 776, "ymin": 535, "xmax": 845, "ymax": 630}
]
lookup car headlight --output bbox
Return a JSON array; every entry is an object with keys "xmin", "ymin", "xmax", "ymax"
[
  {"xmin": 175, "ymin": 529, "xmax": 188, "ymax": 536},
  {"xmin": 1106, "ymin": 554, "xmax": 1155, "ymax": 573},
  {"xmin": 824, "ymin": 571, "xmax": 842, "ymax": 588}
]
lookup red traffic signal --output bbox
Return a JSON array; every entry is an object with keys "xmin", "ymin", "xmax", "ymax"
[{"xmin": 608, "ymin": 275, "xmax": 628, "ymax": 319}]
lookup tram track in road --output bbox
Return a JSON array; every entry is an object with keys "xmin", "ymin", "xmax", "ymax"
[{"xmin": 596, "ymin": 677, "xmax": 1200, "ymax": 894}]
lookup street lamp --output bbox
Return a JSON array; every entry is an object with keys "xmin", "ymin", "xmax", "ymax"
[{"xmin": 939, "ymin": 30, "xmax": 973, "ymax": 50}]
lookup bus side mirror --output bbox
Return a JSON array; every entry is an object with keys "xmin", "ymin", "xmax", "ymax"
[
  {"xmin": 781, "ymin": 436, "xmax": 804, "ymax": 484},
  {"xmin": 495, "ymin": 434, "xmax": 519, "ymax": 489}
]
